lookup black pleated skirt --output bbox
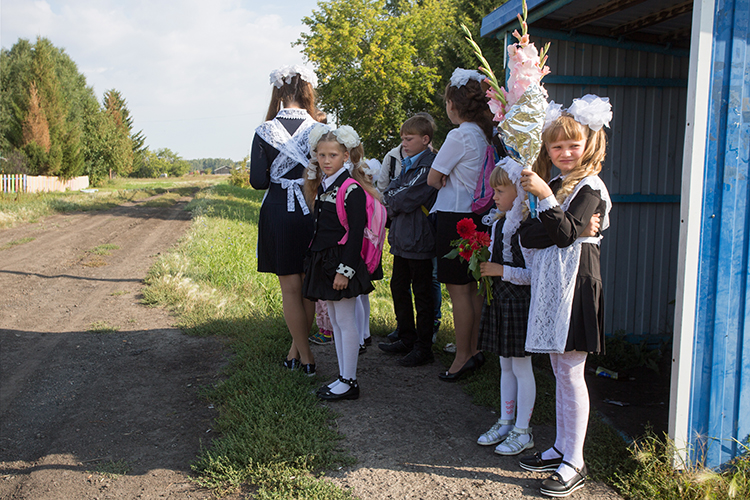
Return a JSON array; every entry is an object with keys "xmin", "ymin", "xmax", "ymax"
[
  {"xmin": 478, "ymin": 277, "xmax": 532, "ymax": 357},
  {"xmin": 303, "ymin": 246, "xmax": 375, "ymax": 301}
]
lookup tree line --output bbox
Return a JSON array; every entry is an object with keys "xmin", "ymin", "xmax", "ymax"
[
  {"xmin": 1, "ymin": 0, "xmax": 504, "ymax": 183},
  {"xmin": 0, "ymin": 37, "xmax": 197, "ymax": 185}
]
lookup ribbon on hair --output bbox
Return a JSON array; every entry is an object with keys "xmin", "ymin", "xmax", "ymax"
[{"xmin": 276, "ymin": 178, "xmax": 309, "ymax": 215}]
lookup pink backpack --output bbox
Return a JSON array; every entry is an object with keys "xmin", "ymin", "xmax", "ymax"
[
  {"xmin": 335, "ymin": 178, "xmax": 387, "ymax": 274},
  {"xmin": 471, "ymin": 145, "xmax": 500, "ymax": 214}
]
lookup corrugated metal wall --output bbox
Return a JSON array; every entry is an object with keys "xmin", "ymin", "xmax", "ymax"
[
  {"xmin": 690, "ymin": 0, "xmax": 750, "ymax": 467},
  {"xmin": 520, "ymin": 32, "xmax": 690, "ymax": 338}
]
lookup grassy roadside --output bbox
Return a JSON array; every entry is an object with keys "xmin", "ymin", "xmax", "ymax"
[
  {"xmin": 143, "ymin": 184, "xmax": 363, "ymax": 498},
  {"xmin": 0, "ymin": 175, "xmax": 223, "ymax": 229},
  {"xmin": 140, "ymin": 182, "xmax": 748, "ymax": 499}
]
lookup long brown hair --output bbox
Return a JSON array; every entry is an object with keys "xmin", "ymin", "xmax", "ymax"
[
  {"xmin": 303, "ymin": 134, "xmax": 380, "ymax": 208},
  {"xmin": 533, "ymin": 113, "xmax": 608, "ymax": 204},
  {"xmin": 444, "ymin": 79, "xmax": 494, "ymax": 143},
  {"xmin": 265, "ymin": 74, "xmax": 321, "ymax": 121}
]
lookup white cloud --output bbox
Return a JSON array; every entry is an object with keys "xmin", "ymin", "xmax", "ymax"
[{"xmin": 0, "ymin": 0, "xmax": 320, "ymax": 160}]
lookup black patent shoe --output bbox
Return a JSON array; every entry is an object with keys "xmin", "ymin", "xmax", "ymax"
[
  {"xmin": 519, "ymin": 446, "xmax": 564, "ymax": 472},
  {"xmin": 301, "ymin": 363, "xmax": 316, "ymax": 376},
  {"xmin": 438, "ymin": 356, "xmax": 477, "ymax": 382},
  {"xmin": 540, "ymin": 462, "xmax": 587, "ymax": 498},
  {"xmin": 473, "ymin": 351, "xmax": 486, "ymax": 368},
  {"xmin": 282, "ymin": 357, "xmax": 300, "ymax": 370},
  {"xmin": 317, "ymin": 376, "xmax": 345, "ymax": 395},
  {"xmin": 318, "ymin": 377, "xmax": 360, "ymax": 401}
]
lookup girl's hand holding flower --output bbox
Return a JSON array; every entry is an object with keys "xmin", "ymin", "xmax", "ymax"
[
  {"xmin": 480, "ymin": 261, "xmax": 504, "ymax": 277},
  {"xmin": 581, "ymin": 213, "xmax": 600, "ymax": 237},
  {"xmin": 520, "ymin": 169, "xmax": 553, "ymax": 199}
]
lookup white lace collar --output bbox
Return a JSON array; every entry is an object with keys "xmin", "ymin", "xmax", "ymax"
[{"xmin": 276, "ymin": 107, "xmax": 311, "ymax": 120}]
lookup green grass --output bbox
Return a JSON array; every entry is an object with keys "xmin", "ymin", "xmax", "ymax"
[
  {"xmin": 613, "ymin": 432, "xmax": 750, "ymax": 500},
  {"xmin": 0, "ymin": 236, "xmax": 35, "ymax": 250},
  {"xmin": 89, "ymin": 244, "xmax": 120, "ymax": 256},
  {"xmin": 93, "ymin": 459, "xmax": 132, "ymax": 478},
  {"xmin": 88, "ymin": 321, "xmax": 119, "ymax": 333},
  {"xmin": 143, "ymin": 184, "xmax": 357, "ymax": 497},
  {"xmin": 0, "ymin": 176, "xmax": 222, "ymax": 229}
]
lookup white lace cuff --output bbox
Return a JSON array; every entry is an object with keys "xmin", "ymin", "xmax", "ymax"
[
  {"xmin": 502, "ymin": 265, "xmax": 532, "ymax": 286},
  {"xmin": 538, "ymin": 194, "xmax": 559, "ymax": 213},
  {"xmin": 336, "ymin": 264, "xmax": 355, "ymax": 279}
]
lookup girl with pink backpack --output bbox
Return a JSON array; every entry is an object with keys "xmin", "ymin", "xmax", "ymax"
[{"xmin": 302, "ymin": 124, "xmax": 383, "ymax": 401}]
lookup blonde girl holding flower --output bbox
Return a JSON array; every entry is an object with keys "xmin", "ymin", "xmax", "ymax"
[{"xmin": 517, "ymin": 95, "xmax": 612, "ymax": 498}]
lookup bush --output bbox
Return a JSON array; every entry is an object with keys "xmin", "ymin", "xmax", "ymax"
[{"xmin": 229, "ymin": 166, "xmax": 250, "ymax": 188}]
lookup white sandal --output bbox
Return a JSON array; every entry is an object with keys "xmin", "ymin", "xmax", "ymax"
[
  {"xmin": 494, "ymin": 426, "xmax": 534, "ymax": 456},
  {"xmin": 477, "ymin": 418, "xmax": 514, "ymax": 446}
]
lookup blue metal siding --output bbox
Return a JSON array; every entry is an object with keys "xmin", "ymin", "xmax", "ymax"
[
  {"xmin": 523, "ymin": 33, "xmax": 688, "ymax": 337},
  {"xmin": 692, "ymin": 0, "xmax": 750, "ymax": 467}
]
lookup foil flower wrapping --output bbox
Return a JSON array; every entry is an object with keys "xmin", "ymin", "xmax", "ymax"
[{"xmin": 499, "ymin": 84, "xmax": 547, "ymax": 216}]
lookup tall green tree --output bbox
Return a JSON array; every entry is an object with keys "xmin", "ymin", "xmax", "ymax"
[
  {"xmin": 103, "ymin": 89, "xmax": 147, "ymax": 177},
  {"xmin": 0, "ymin": 37, "xmax": 88, "ymax": 178},
  {"xmin": 102, "ymin": 89, "xmax": 134, "ymax": 176},
  {"xmin": 80, "ymin": 100, "xmax": 133, "ymax": 185},
  {"xmin": 0, "ymin": 37, "xmax": 148, "ymax": 183},
  {"xmin": 298, "ymin": 0, "xmax": 456, "ymax": 158}
]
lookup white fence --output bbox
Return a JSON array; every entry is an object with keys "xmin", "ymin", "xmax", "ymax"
[{"xmin": 1, "ymin": 174, "xmax": 89, "ymax": 194}]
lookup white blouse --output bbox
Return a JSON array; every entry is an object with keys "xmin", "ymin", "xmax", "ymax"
[{"xmin": 430, "ymin": 121, "xmax": 489, "ymax": 214}]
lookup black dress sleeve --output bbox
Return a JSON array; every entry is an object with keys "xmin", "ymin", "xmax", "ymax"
[
  {"xmin": 519, "ymin": 185, "xmax": 602, "ymax": 249},
  {"xmin": 249, "ymin": 134, "xmax": 277, "ymax": 190},
  {"xmin": 340, "ymin": 185, "xmax": 367, "ymax": 272}
]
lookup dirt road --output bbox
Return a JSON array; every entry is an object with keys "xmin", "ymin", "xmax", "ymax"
[
  {"xmin": 0, "ymin": 195, "xmax": 226, "ymax": 499},
  {"xmin": 0, "ymin": 194, "xmax": 623, "ymax": 499}
]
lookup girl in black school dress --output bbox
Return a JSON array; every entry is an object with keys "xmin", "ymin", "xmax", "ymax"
[
  {"xmin": 302, "ymin": 125, "xmax": 377, "ymax": 401},
  {"xmin": 517, "ymin": 95, "xmax": 613, "ymax": 498},
  {"xmin": 250, "ymin": 65, "xmax": 325, "ymax": 376}
]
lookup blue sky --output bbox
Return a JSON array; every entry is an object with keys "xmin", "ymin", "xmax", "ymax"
[{"xmin": 0, "ymin": 0, "xmax": 321, "ymax": 161}]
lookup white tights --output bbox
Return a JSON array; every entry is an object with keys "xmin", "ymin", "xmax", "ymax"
[
  {"xmin": 327, "ymin": 297, "xmax": 360, "ymax": 394},
  {"xmin": 499, "ymin": 355, "xmax": 536, "ymax": 429},
  {"xmin": 355, "ymin": 294, "xmax": 371, "ymax": 344},
  {"xmin": 543, "ymin": 351, "xmax": 589, "ymax": 479},
  {"xmin": 492, "ymin": 355, "xmax": 536, "ymax": 452}
]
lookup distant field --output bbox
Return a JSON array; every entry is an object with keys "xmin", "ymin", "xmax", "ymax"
[{"xmin": 0, "ymin": 176, "xmax": 224, "ymax": 229}]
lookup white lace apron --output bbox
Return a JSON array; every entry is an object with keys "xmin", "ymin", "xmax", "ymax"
[
  {"xmin": 525, "ymin": 176, "xmax": 611, "ymax": 353},
  {"xmin": 254, "ymin": 108, "xmax": 316, "ymax": 215}
]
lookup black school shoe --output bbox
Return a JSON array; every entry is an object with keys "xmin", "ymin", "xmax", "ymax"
[
  {"xmin": 318, "ymin": 378, "xmax": 359, "ymax": 401},
  {"xmin": 519, "ymin": 446, "xmax": 564, "ymax": 472},
  {"xmin": 540, "ymin": 462, "xmax": 587, "ymax": 498},
  {"xmin": 378, "ymin": 340, "xmax": 411, "ymax": 354},
  {"xmin": 386, "ymin": 327, "xmax": 400, "ymax": 342},
  {"xmin": 397, "ymin": 349, "xmax": 434, "ymax": 367}
]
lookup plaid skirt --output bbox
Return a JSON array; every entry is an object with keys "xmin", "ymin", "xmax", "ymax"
[{"xmin": 477, "ymin": 277, "xmax": 531, "ymax": 358}]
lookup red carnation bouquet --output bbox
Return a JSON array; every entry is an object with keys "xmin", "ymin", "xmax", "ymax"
[{"xmin": 444, "ymin": 218, "xmax": 493, "ymax": 304}]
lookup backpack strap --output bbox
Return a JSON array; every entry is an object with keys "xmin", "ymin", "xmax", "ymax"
[
  {"xmin": 389, "ymin": 156, "xmax": 397, "ymax": 181},
  {"xmin": 335, "ymin": 177, "xmax": 358, "ymax": 245}
]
